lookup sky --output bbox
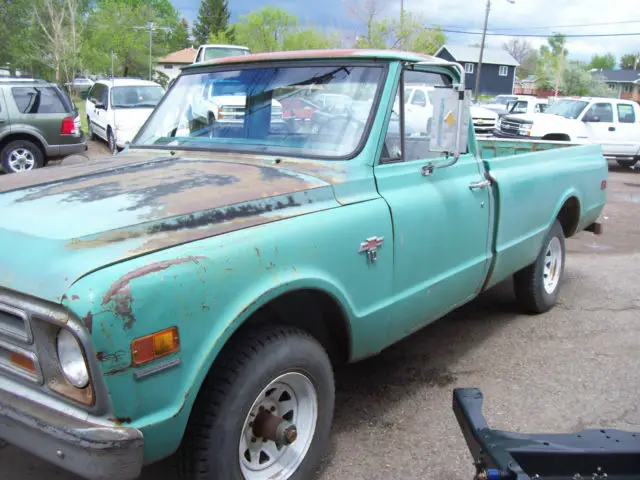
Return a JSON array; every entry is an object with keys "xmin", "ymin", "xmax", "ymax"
[{"xmin": 171, "ymin": 0, "xmax": 640, "ymax": 64}]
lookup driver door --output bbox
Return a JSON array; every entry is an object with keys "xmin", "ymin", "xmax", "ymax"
[{"xmin": 374, "ymin": 67, "xmax": 492, "ymax": 339}]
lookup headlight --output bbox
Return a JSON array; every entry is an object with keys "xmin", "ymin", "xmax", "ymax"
[{"xmin": 57, "ymin": 329, "xmax": 89, "ymax": 388}]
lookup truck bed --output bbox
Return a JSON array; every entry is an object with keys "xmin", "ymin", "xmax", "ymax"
[{"xmin": 477, "ymin": 137, "xmax": 578, "ymax": 159}]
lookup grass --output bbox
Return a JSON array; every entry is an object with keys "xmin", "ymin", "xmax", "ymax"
[{"xmin": 70, "ymin": 94, "xmax": 88, "ymax": 133}]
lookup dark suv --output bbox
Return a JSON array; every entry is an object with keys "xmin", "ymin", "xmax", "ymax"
[{"xmin": 0, "ymin": 78, "xmax": 87, "ymax": 173}]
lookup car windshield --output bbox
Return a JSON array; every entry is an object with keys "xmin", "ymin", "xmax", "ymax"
[
  {"xmin": 509, "ymin": 100, "xmax": 528, "ymax": 114},
  {"xmin": 546, "ymin": 99, "xmax": 589, "ymax": 119},
  {"xmin": 204, "ymin": 48, "xmax": 249, "ymax": 61},
  {"xmin": 132, "ymin": 64, "xmax": 385, "ymax": 159},
  {"xmin": 494, "ymin": 95, "xmax": 516, "ymax": 105},
  {"xmin": 111, "ymin": 85, "xmax": 165, "ymax": 108}
]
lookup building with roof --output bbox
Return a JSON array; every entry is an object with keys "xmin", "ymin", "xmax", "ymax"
[
  {"xmin": 591, "ymin": 69, "xmax": 640, "ymax": 101},
  {"xmin": 434, "ymin": 45, "xmax": 519, "ymax": 96},
  {"xmin": 155, "ymin": 47, "xmax": 197, "ymax": 80}
]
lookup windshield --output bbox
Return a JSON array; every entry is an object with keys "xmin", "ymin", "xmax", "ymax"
[
  {"xmin": 204, "ymin": 47, "xmax": 249, "ymax": 61},
  {"xmin": 509, "ymin": 100, "xmax": 528, "ymax": 114},
  {"xmin": 546, "ymin": 99, "xmax": 589, "ymax": 119},
  {"xmin": 111, "ymin": 85, "xmax": 165, "ymax": 108},
  {"xmin": 132, "ymin": 64, "xmax": 385, "ymax": 159},
  {"xmin": 494, "ymin": 95, "xmax": 517, "ymax": 105}
]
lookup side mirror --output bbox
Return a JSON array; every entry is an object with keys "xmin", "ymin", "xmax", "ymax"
[{"xmin": 95, "ymin": 102, "xmax": 106, "ymax": 110}]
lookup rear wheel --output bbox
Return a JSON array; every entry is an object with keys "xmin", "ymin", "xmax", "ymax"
[
  {"xmin": 513, "ymin": 219, "xmax": 566, "ymax": 313},
  {"xmin": 178, "ymin": 325, "xmax": 334, "ymax": 480},
  {"xmin": 616, "ymin": 159, "xmax": 637, "ymax": 168},
  {"xmin": 0, "ymin": 140, "xmax": 44, "ymax": 173}
]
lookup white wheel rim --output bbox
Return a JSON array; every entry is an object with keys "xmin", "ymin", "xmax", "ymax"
[
  {"xmin": 543, "ymin": 236, "xmax": 562, "ymax": 294},
  {"xmin": 8, "ymin": 148, "xmax": 35, "ymax": 171},
  {"xmin": 239, "ymin": 372, "xmax": 318, "ymax": 480}
]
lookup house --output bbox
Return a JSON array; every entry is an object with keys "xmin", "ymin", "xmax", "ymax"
[
  {"xmin": 434, "ymin": 45, "xmax": 519, "ymax": 96},
  {"xmin": 155, "ymin": 47, "xmax": 197, "ymax": 80},
  {"xmin": 591, "ymin": 69, "xmax": 640, "ymax": 101}
]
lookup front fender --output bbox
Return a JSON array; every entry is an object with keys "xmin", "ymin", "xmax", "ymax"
[{"xmin": 64, "ymin": 197, "xmax": 394, "ymax": 463}]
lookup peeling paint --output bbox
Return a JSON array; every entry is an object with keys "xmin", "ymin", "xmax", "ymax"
[{"xmin": 82, "ymin": 311, "xmax": 93, "ymax": 334}]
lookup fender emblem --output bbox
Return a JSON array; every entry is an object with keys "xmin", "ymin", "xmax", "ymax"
[{"xmin": 359, "ymin": 236, "xmax": 384, "ymax": 263}]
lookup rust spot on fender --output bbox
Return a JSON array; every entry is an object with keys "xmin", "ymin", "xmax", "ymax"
[
  {"xmin": 82, "ymin": 311, "xmax": 93, "ymax": 334},
  {"xmin": 97, "ymin": 350, "xmax": 126, "ymax": 363},
  {"xmin": 102, "ymin": 256, "xmax": 206, "ymax": 306},
  {"xmin": 105, "ymin": 365, "xmax": 131, "ymax": 376},
  {"xmin": 108, "ymin": 416, "xmax": 132, "ymax": 425},
  {"xmin": 61, "ymin": 294, "xmax": 68, "ymax": 302},
  {"xmin": 71, "ymin": 295, "xmax": 80, "ymax": 300}
]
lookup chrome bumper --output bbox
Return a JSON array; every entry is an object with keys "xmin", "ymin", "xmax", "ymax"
[{"xmin": 0, "ymin": 388, "xmax": 143, "ymax": 480}]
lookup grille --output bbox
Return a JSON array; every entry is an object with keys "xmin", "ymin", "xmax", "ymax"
[{"xmin": 500, "ymin": 120, "xmax": 522, "ymax": 134}]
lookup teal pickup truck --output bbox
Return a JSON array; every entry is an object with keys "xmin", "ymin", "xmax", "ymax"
[{"xmin": 0, "ymin": 50, "xmax": 607, "ymax": 480}]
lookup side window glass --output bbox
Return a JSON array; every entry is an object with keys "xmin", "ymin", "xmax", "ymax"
[
  {"xmin": 11, "ymin": 87, "xmax": 67, "ymax": 114},
  {"xmin": 617, "ymin": 104, "xmax": 636, "ymax": 124},
  {"xmin": 101, "ymin": 86, "xmax": 109, "ymax": 108},
  {"xmin": 586, "ymin": 103, "xmax": 613, "ymax": 123},
  {"xmin": 381, "ymin": 69, "xmax": 452, "ymax": 163}
]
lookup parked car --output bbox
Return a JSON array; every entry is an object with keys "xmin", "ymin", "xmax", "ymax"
[
  {"xmin": 0, "ymin": 77, "xmax": 86, "ymax": 173},
  {"xmin": 0, "ymin": 49, "xmax": 607, "ymax": 480},
  {"xmin": 494, "ymin": 96, "xmax": 640, "ymax": 167},
  {"xmin": 193, "ymin": 44, "xmax": 251, "ymax": 64},
  {"xmin": 502, "ymin": 96, "xmax": 548, "ymax": 116},
  {"xmin": 482, "ymin": 94, "xmax": 537, "ymax": 114},
  {"xmin": 470, "ymin": 105, "xmax": 499, "ymax": 135},
  {"xmin": 65, "ymin": 77, "xmax": 94, "ymax": 96},
  {"xmin": 85, "ymin": 78, "xmax": 165, "ymax": 153}
]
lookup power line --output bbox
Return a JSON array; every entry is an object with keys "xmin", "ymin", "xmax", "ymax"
[
  {"xmin": 437, "ymin": 19, "xmax": 640, "ymax": 32},
  {"xmin": 437, "ymin": 28, "xmax": 640, "ymax": 38}
]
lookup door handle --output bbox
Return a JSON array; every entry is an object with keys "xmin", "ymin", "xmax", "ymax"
[
  {"xmin": 468, "ymin": 180, "xmax": 491, "ymax": 190},
  {"xmin": 608, "ymin": 126, "xmax": 616, "ymax": 131}
]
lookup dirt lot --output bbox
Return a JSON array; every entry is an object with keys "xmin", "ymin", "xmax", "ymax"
[{"xmin": 2, "ymin": 153, "xmax": 640, "ymax": 479}]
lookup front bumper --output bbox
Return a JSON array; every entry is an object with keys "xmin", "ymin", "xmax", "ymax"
[
  {"xmin": 492, "ymin": 128, "xmax": 540, "ymax": 140},
  {"xmin": 0, "ymin": 388, "xmax": 143, "ymax": 480}
]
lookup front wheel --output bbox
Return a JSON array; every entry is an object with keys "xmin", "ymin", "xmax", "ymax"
[
  {"xmin": 107, "ymin": 128, "xmax": 118, "ymax": 155},
  {"xmin": 0, "ymin": 140, "xmax": 44, "ymax": 173},
  {"xmin": 178, "ymin": 326, "xmax": 335, "ymax": 480},
  {"xmin": 513, "ymin": 219, "xmax": 566, "ymax": 314}
]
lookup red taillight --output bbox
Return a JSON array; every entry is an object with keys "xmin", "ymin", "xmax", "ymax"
[
  {"xmin": 61, "ymin": 117, "xmax": 77, "ymax": 135},
  {"xmin": 601, "ymin": 180, "xmax": 607, "ymax": 190}
]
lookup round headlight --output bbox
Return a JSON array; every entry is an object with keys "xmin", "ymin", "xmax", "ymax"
[{"xmin": 57, "ymin": 329, "xmax": 89, "ymax": 388}]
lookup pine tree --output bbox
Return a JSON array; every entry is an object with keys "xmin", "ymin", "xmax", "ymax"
[
  {"xmin": 171, "ymin": 18, "xmax": 191, "ymax": 50},
  {"xmin": 193, "ymin": 0, "xmax": 231, "ymax": 46}
]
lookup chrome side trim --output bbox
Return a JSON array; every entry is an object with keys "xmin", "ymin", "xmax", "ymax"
[{"xmin": 134, "ymin": 357, "xmax": 181, "ymax": 380}]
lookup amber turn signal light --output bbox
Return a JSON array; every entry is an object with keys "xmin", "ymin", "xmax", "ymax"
[
  {"xmin": 9, "ymin": 351, "xmax": 36, "ymax": 372},
  {"xmin": 131, "ymin": 327, "xmax": 180, "ymax": 366}
]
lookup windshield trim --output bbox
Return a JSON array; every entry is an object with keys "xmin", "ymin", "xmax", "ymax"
[{"xmin": 130, "ymin": 60, "xmax": 391, "ymax": 162}]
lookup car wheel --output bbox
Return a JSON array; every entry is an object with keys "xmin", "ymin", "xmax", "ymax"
[
  {"xmin": 513, "ymin": 219, "xmax": 566, "ymax": 314},
  {"xmin": 87, "ymin": 117, "xmax": 97, "ymax": 141},
  {"xmin": 107, "ymin": 128, "xmax": 118, "ymax": 155},
  {"xmin": 616, "ymin": 159, "xmax": 637, "ymax": 168},
  {"xmin": 0, "ymin": 140, "xmax": 45, "ymax": 173},
  {"xmin": 178, "ymin": 325, "xmax": 334, "ymax": 480}
]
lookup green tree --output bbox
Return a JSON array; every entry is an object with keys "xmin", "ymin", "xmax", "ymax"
[
  {"xmin": 620, "ymin": 52, "xmax": 640, "ymax": 69},
  {"xmin": 561, "ymin": 60, "xmax": 614, "ymax": 96},
  {"xmin": 354, "ymin": 11, "xmax": 445, "ymax": 54},
  {"xmin": 0, "ymin": 0, "xmax": 32, "ymax": 75},
  {"xmin": 233, "ymin": 6, "xmax": 297, "ymax": 52},
  {"xmin": 171, "ymin": 18, "xmax": 191, "ymax": 50},
  {"xmin": 589, "ymin": 53, "xmax": 616, "ymax": 70},
  {"xmin": 193, "ymin": 0, "xmax": 230, "ymax": 45},
  {"xmin": 281, "ymin": 27, "xmax": 341, "ymax": 50},
  {"xmin": 83, "ymin": 0, "xmax": 179, "ymax": 78},
  {"xmin": 547, "ymin": 33, "xmax": 567, "ymax": 57}
]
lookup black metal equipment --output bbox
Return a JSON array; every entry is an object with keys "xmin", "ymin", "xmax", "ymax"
[{"xmin": 453, "ymin": 388, "xmax": 640, "ymax": 480}]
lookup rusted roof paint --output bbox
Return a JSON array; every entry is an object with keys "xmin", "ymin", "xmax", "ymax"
[{"xmin": 181, "ymin": 48, "xmax": 441, "ymax": 70}]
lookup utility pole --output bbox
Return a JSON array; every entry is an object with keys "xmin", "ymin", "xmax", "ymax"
[
  {"xmin": 133, "ymin": 22, "xmax": 171, "ymax": 81},
  {"xmin": 399, "ymin": 0, "xmax": 405, "ymax": 49},
  {"xmin": 474, "ymin": 0, "xmax": 515, "ymax": 103}
]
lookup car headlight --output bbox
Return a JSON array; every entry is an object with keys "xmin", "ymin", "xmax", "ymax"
[{"xmin": 57, "ymin": 329, "xmax": 89, "ymax": 388}]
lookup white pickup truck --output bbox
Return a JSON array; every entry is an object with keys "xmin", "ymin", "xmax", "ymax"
[
  {"xmin": 494, "ymin": 96, "xmax": 640, "ymax": 167},
  {"xmin": 188, "ymin": 79, "xmax": 287, "ymax": 134}
]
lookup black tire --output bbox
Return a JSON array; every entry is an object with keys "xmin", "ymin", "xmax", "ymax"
[
  {"xmin": 107, "ymin": 128, "xmax": 118, "ymax": 155},
  {"xmin": 87, "ymin": 117, "xmax": 97, "ymax": 141},
  {"xmin": 616, "ymin": 159, "xmax": 637, "ymax": 168},
  {"xmin": 513, "ymin": 219, "xmax": 566, "ymax": 314},
  {"xmin": 0, "ymin": 139, "xmax": 45, "ymax": 173},
  {"xmin": 178, "ymin": 325, "xmax": 335, "ymax": 480}
]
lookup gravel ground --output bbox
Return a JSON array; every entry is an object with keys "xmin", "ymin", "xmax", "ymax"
[{"xmin": 2, "ymin": 154, "xmax": 639, "ymax": 480}]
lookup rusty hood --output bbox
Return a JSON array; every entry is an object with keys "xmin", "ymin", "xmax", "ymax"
[{"xmin": 0, "ymin": 150, "xmax": 341, "ymax": 302}]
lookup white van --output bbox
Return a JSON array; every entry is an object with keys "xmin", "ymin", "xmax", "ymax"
[{"xmin": 193, "ymin": 45, "xmax": 251, "ymax": 64}]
